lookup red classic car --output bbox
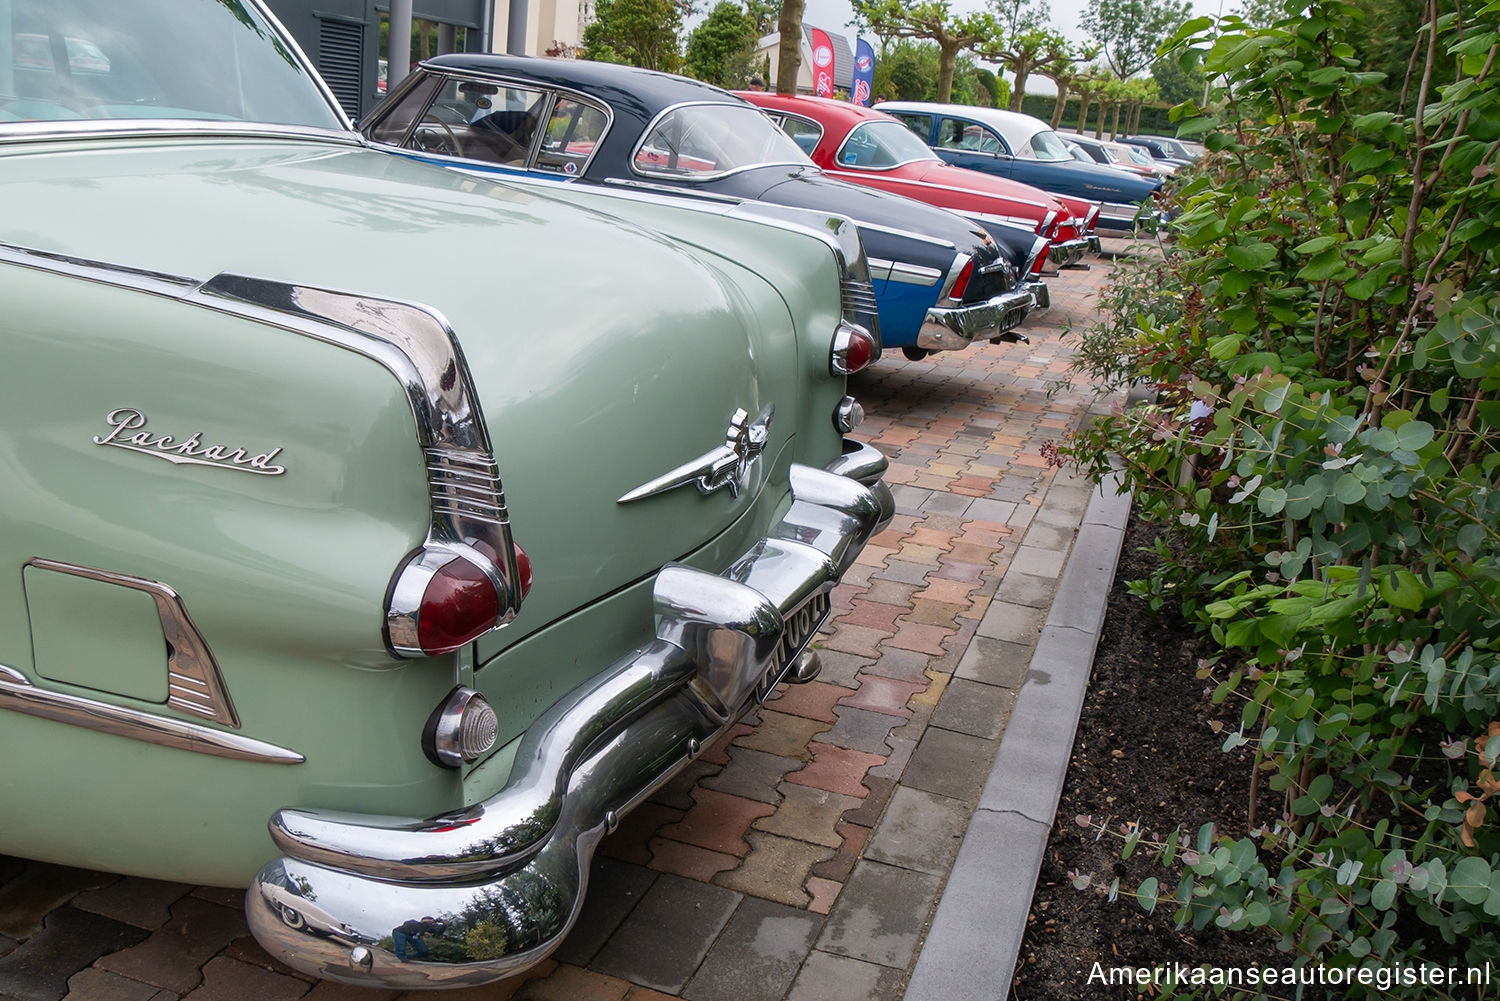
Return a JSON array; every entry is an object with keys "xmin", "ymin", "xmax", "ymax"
[{"xmin": 739, "ymin": 92, "xmax": 1100, "ymax": 273}]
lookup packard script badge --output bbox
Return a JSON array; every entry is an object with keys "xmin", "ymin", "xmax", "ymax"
[{"xmin": 93, "ymin": 408, "xmax": 287, "ymax": 476}]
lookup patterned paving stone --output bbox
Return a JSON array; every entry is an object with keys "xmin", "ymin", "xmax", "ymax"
[
  {"xmin": 818, "ymin": 622, "xmax": 889, "ymax": 659},
  {"xmin": 762, "ymin": 681, "xmax": 854, "ymax": 725},
  {"xmin": 861, "ymin": 646, "xmax": 930, "ymax": 684},
  {"xmin": 648, "ymin": 838, "xmax": 740, "ymax": 883},
  {"xmin": 1008, "ymin": 544, "xmax": 1067, "ymax": 578},
  {"xmin": 655, "ymin": 788, "xmax": 776, "ymax": 857},
  {"xmin": 0, "ymin": 907, "xmax": 148, "ymax": 1001},
  {"xmin": 302, "ymin": 977, "xmax": 399, "ymax": 1000},
  {"xmin": 700, "ymin": 745, "xmax": 803, "ymax": 805},
  {"xmin": 909, "ymin": 670, "xmax": 948, "ymax": 711},
  {"xmin": 834, "ymin": 600, "xmax": 905, "ymax": 633},
  {"xmin": 95, "ymin": 897, "xmax": 249, "ymax": 994},
  {"xmin": 840, "ymin": 775, "xmax": 896, "ymax": 830},
  {"xmin": 180, "ymin": 956, "xmax": 306, "ymax": 1001},
  {"xmin": 648, "ymin": 760, "xmax": 723, "ymax": 810},
  {"xmin": 992, "ymin": 570, "xmax": 1058, "ymax": 609},
  {"xmin": 904, "ymin": 597, "xmax": 967, "ymax": 628},
  {"xmin": 753, "ymin": 785, "xmax": 863, "ymax": 849},
  {"xmin": 836, "ymin": 675, "xmax": 926, "ymax": 719},
  {"xmin": 900, "ymin": 727, "xmax": 998, "ymax": 805},
  {"xmin": 682, "ymin": 897, "xmax": 822, "ymax": 1001},
  {"xmin": 859, "ymin": 579, "xmax": 919, "ymax": 608},
  {"xmin": 784, "ymin": 743, "xmax": 884, "ymax": 799},
  {"xmin": 870, "ymin": 559, "xmax": 930, "ymax": 587},
  {"xmin": 864, "ymin": 787, "xmax": 970, "ymax": 876},
  {"xmin": 71, "ymin": 879, "xmax": 192, "ymax": 931},
  {"xmin": 929, "ymin": 677, "xmax": 1018, "ymax": 740},
  {"xmin": 0, "ymin": 865, "xmax": 115, "ymax": 940},
  {"xmin": 550, "ymin": 859, "xmax": 655, "ymax": 968},
  {"xmin": 806, "ymin": 650, "xmax": 874, "ymax": 688},
  {"xmin": 815, "ymin": 861, "xmax": 940, "ymax": 969},
  {"xmin": 589, "ymin": 875, "xmax": 741, "ymax": 993},
  {"xmin": 818, "ymin": 705, "xmax": 900, "ymax": 755},
  {"xmin": 804, "ymin": 878, "xmax": 842, "ymax": 916},
  {"xmin": 806, "ymin": 822, "xmax": 872, "ymax": 884},
  {"xmin": 731, "ymin": 711, "xmax": 828, "ymax": 760},
  {"xmin": 883, "ymin": 621, "xmax": 952, "ymax": 657},
  {"xmin": 713, "ymin": 833, "xmax": 834, "ymax": 908},
  {"xmin": 61, "ymin": 967, "xmax": 177, "ymax": 1001},
  {"xmin": 513, "ymin": 963, "xmax": 632, "ymax": 1001}
]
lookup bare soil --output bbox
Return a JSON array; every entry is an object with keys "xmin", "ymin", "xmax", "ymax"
[{"xmin": 1009, "ymin": 515, "xmax": 1325, "ymax": 1000}]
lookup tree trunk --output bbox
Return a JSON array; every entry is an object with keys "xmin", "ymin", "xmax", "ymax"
[
  {"xmin": 1076, "ymin": 92, "xmax": 1091, "ymax": 134},
  {"xmin": 937, "ymin": 42, "xmax": 958, "ymax": 103},
  {"xmin": 1094, "ymin": 104, "xmax": 1106, "ymax": 138},
  {"xmin": 1009, "ymin": 63, "xmax": 1028, "ymax": 112},
  {"xmin": 1050, "ymin": 82, "xmax": 1070, "ymax": 128},
  {"xmin": 776, "ymin": 0, "xmax": 804, "ymax": 95},
  {"xmin": 1109, "ymin": 102, "xmax": 1121, "ymax": 137}
]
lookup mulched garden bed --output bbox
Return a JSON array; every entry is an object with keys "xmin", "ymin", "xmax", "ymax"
[{"xmin": 1010, "ymin": 513, "xmax": 1326, "ymax": 1000}]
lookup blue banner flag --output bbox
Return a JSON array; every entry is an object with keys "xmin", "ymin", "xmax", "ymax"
[{"xmin": 852, "ymin": 38, "xmax": 875, "ymax": 106}]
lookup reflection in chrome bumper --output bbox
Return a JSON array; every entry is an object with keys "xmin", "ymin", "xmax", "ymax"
[
  {"xmin": 917, "ymin": 288, "xmax": 1035, "ymax": 352},
  {"xmin": 246, "ymin": 443, "xmax": 892, "ymax": 989}
]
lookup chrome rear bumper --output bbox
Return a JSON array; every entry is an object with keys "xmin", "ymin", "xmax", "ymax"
[
  {"xmin": 246, "ymin": 442, "xmax": 892, "ymax": 989},
  {"xmin": 1045, "ymin": 237, "xmax": 1091, "ymax": 270},
  {"xmin": 917, "ymin": 287, "xmax": 1035, "ymax": 352}
]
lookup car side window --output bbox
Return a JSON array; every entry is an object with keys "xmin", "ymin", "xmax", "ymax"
[
  {"xmin": 776, "ymin": 115, "xmax": 824, "ymax": 156},
  {"xmin": 366, "ymin": 74, "xmax": 443, "ymax": 146},
  {"xmin": 402, "ymin": 78, "xmax": 547, "ymax": 166},
  {"xmin": 890, "ymin": 113, "xmax": 931, "ymax": 142},
  {"xmin": 534, "ymin": 97, "xmax": 608, "ymax": 175},
  {"xmin": 937, "ymin": 118, "xmax": 1005, "ymax": 155}
]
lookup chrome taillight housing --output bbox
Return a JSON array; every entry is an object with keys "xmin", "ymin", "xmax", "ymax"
[
  {"xmin": 831, "ymin": 322, "xmax": 876, "ymax": 375},
  {"xmin": 834, "ymin": 395, "xmax": 865, "ymax": 433},
  {"xmin": 423, "ymin": 686, "xmax": 501, "ymax": 767},
  {"xmin": 386, "ymin": 541, "xmax": 532, "ymax": 658}
]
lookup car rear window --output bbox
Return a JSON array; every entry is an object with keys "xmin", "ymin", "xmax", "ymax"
[{"xmin": 0, "ymin": 0, "xmax": 342, "ymax": 129}]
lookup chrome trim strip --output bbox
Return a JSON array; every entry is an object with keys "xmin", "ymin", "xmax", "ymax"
[
  {"xmin": 26, "ymin": 558, "xmax": 240, "ymax": 727},
  {"xmin": 866, "ymin": 257, "xmax": 942, "ymax": 287},
  {"xmin": 826, "ymin": 169, "xmax": 1050, "ymax": 212},
  {"xmin": 629, "ymin": 100, "xmax": 811, "ymax": 183},
  {"xmin": 0, "ymin": 664, "xmax": 302, "ymax": 765},
  {"xmin": 246, "ymin": 448, "xmax": 891, "ymax": 987},
  {"xmin": 0, "ymin": 121, "xmax": 362, "ymax": 146}
]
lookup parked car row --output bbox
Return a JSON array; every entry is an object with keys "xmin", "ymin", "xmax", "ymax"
[
  {"xmin": 2, "ymin": 0, "xmax": 899, "ymax": 991},
  {"xmin": 0, "ymin": 0, "xmax": 1187, "ymax": 990}
]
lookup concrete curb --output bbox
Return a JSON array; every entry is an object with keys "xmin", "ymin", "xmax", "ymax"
[{"xmin": 903, "ymin": 470, "xmax": 1132, "ymax": 1001}]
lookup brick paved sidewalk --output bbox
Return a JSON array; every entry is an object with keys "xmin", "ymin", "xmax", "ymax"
[{"xmin": 0, "ymin": 237, "xmax": 1145, "ymax": 1001}]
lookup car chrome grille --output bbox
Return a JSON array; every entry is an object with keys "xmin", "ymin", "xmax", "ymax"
[
  {"xmin": 755, "ymin": 590, "xmax": 832, "ymax": 702},
  {"xmin": 425, "ymin": 446, "xmax": 510, "ymax": 527},
  {"xmin": 840, "ymin": 276, "xmax": 878, "ymax": 318}
]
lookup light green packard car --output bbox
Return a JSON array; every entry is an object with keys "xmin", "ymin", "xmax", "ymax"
[{"xmin": 0, "ymin": 0, "xmax": 890, "ymax": 989}]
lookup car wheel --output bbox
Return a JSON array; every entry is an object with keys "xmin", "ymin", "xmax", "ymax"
[
  {"xmin": 279, "ymin": 905, "xmax": 306, "ymax": 930},
  {"xmin": 901, "ymin": 346, "xmax": 929, "ymax": 361}
]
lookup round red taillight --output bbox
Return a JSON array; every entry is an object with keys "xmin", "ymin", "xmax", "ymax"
[
  {"xmin": 948, "ymin": 260, "xmax": 974, "ymax": 302},
  {"xmin": 513, "ymin": 543, "xmax": 533, "ymax": 600},
  {"xmin": 832, "ymin": 323, "xmax": 875, "ymax": 375},
  {"xmin": 417, "ymin": 557, "xmax": 501, "ymax": 656}
]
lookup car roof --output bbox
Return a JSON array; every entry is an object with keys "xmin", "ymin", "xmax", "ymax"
[
  {"xmin": 874, "ymin": 101, "xmax": 1049, "ymax": 148},
  {"xmin": 738, "ymin": 92, "xmax": 888, "ymax": 131},
  {"xmin": 424, "ymin": 53, "xmax": 744, "ymax": 125}
]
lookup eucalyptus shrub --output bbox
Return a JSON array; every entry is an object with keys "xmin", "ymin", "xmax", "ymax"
[{"xmin": 1062, "ymin": 0, "xmax": 1500, "ymax": 993}]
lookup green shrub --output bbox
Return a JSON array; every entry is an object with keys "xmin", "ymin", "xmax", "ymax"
[{"xmin": 1063, "ymin": 0, "xmax": 1500, "ymax": 993}]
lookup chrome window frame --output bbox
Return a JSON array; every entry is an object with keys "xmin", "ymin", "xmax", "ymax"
[
  {"xmin": 832, "ymin": 119, "xmax": 940, "ymax": 173},
  {"xmin": 629, "ymin": 100, "xmax": 812, "ymax": 183},
  {"xmin": 769, "ymin": 111, "xmax": 826, "ymax": 156},
  {"xmin": 935, "ymin": 116, "xmax": 1010, "ymax": 157}
]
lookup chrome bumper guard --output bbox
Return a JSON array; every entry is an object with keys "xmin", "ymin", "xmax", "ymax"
[
  {"xmin": 246, "ymin": 442, "xmax": 893, "ymax": 989},
  {"xmin": 1086, "ymin": 234, "xmax": 1103, "ymax": 255},
  {"xmin": 917, "ymin": 287, "xmax": 1035, "ymax": 352},
  {"xmin": 1028, "ymin": 280, "xmax": 1050, "ymax": 313},
  {"xmin": 1045, "ymin": 237, "xmax": 1091, "ymax": 270}
]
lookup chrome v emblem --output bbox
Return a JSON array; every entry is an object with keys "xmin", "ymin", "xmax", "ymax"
[{"xmin": 618, "ymin": 404, "xmax": 774, "ymax": 504}]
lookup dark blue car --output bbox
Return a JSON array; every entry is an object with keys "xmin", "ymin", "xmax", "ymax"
[
  {"xmin": 360, "ymin": 55, "xmax": 1051, "ymax": 361},
  {"xmin": 875, "ymin": 102, "xmax": 1162, "ymax": 231}
]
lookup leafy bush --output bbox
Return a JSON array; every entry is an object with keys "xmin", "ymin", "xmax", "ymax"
[{"xmin": 1063, "ymin": 0, "xmax": 1500, "ymax": 993}]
